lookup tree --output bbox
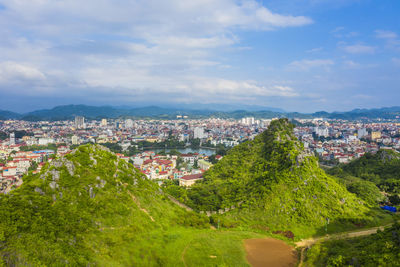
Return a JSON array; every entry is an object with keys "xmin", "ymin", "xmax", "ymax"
[{"xmin": 193, "ymin": 160, "xmax": 199, "ymax": 169}]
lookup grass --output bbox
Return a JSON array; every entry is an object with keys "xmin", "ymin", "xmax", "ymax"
[{"xmin": 84, "ymin": 227, "xmax": 264, "ymax": 266}]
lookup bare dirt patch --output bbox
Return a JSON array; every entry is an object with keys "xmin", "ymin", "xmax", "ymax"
[{"xmin": 244, "ymin": 238, "xmax": 298, "ymax": 267}]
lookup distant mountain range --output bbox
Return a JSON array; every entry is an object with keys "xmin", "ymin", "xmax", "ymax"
[{"xmin": 1, "ymin": 104, "xmax": 400, "ymax": 121}]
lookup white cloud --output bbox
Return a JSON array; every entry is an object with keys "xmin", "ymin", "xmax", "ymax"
[
  {"xmin": 375, "ymin": 30, "xmax": 398, "ymax": 39},
  {"xmin": 0, "ymin": 61, "xmax": 46, "ymax": 82},
  {"xmin": 287, "ymin": 59, "xmax": 334, "ymax": 71},
  {"xmin": 306, "ymin": 47, "xmax": 323, "ymax": 53},
  {"xmin": 331, "ymin": 26, "xmax": 344, "ymax": 33},
  {"xmin": 375, "ymin": 30, "xmax": 400, "ymax": 50},
  {"xmin": 193, "ymin": 78, "xmax": 298, "ymax": 97},
  {"xmin": 341, "ymin": 44, "xmax": 376, "ymax": 54},
  {"xmin": 0, "ymin": 0, "xmax": 311, "ymax": 104}
]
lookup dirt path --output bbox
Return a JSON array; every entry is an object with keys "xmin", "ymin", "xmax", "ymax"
[
  {"xmin": 295, "ymin": 225, "xmax": 387, "ymax": 247},
  {"xmin": 127, "ymin": 190, "xmax": 155, "ymax": 222},
  {"xmin": 181, "ymin": 242, "xmax": 190, "ymax": 267},
  {"xmin": 296, "ymin": 224, "xmax": 391, "ymax": 266},
  {"xmin": 244, "ymin": 238, "xmax": 298, "ymax": 267}
]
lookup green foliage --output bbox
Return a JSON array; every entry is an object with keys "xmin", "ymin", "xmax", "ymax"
[
  {"xmin": 28, "ymin": 161, "xmax": 38, "ymax": 171},
  {"xmin": 0, "ymin": 144, "xmax": 219, "ymax": 265},
  {"xmin": 305, "ymin": 223, "xmax": 400, "ymax": 266},
  {"xmin": 328, "ymin": 149, "xmax": 400, "ymax": 205},
  {"xmin": 101, "ymin": 142, "xmax": 123, "ymax": 153},
  {"xmin": 183, "ymin": 119, "xmax": 374, "ymax": 238},
  {"xmin": 134, "ymin": 138, "xmax": 186, "ymax": 150},
  {"xmin": 328, "ymin": 167, "xmax": 385, "ymax": 205},
  {"xmin": 0, "ymin": 131, "xmax": 8, "ymax": 140},
  {"xmin": 341, "ymin": 150, "xmax": 400, "ymax": 185}
]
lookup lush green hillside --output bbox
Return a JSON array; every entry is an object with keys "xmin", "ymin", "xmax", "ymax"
[
  {"xmin": 328, "ymin": 149, "xmax": 400, "ymax": 205},
  {"xmin": 177, "ymin": 119, "xmax": 388, "ymax": 238},
  {"xmin": 0, "ymin": 144, "xmax": 262, "ymax": 266},
  {"xmin": 304, "ymin": 223, "xmax": 400, "ymax": 266}
]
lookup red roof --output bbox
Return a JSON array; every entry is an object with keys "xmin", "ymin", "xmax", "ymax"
[
  {"xmin": 181, "ymin": 173, "xmax": 203, "ymax": 181},
  {"xmin": 155, "ymin": 159, "xmax": 172, "ymax": 165},
  {"xmin": 143, "ymin": 159, "xmax": 153, "ymax": 165}
]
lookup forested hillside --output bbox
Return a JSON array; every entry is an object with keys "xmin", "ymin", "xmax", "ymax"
[
  {"xmin": 0, "ymin": 145, "xmax": 213, "ymax": 266},
  {"xmin": 328, "ymin": 149, "xmax": 400, "ymax": 205},
  {"xmin": 173, "ymin": 119, "xmax": 388, "ymax": 238}
]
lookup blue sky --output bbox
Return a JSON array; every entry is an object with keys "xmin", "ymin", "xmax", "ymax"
[{"xmin": 0, "ymin": 0, "xmax": 399, "ymax": 113}]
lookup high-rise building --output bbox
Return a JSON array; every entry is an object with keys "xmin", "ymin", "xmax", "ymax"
[
  {"xmin": 125, "ymin": 119, "xmax": 134, "ymax": 128},
  {"xmin": 357, "ymin": 128, "xmax": 368, "ymax": 138},
  {"xmin": 315, "ymin": 127, "xmax": 329, "ymax": 137},
  {"xmin": 101, "ymin": 119, "xmax": 107, "ymax": 126},
  {"xmin": 9, "ymin": 132, "xmax": 15, "ymax": 145},
  {"xmin": 75, "ymin": 116, "xmax": 85, "ymax": 129},
  {"xmin": 194, "ymin": 127, "xmax": 206, "ymax": 139},
  {"xmin": 71, "ymin": 135, "xmax": 80, "ymax": 145},
  {"xmin": 241, "ymin": 117, "xmax": 255, "ymax": 125}
]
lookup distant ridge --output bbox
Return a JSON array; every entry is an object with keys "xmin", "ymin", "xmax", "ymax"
[{"xmin": 1, "ymin": 104, "xmax": 400, "ymax": 120}]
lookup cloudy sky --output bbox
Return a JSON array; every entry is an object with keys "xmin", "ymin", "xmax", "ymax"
[{"xmin": 0, "ymin": 0, "xmax": 399, "ymax": 112}]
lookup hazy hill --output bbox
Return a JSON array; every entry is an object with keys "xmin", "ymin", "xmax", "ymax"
[
  {"xmin": 184, "ymin": 119, "xmax": 379, "ymax": 237},
  {"xmin": 0, "ymin": 109, "xmax": 21, "ymax": 120},
  {"xmin": 23, "ymin": 104, "xmax": 122, "ymax": 120},
  {"xmin": 2, "ymin": 104, "xmax": 400, "ymax": 120}
]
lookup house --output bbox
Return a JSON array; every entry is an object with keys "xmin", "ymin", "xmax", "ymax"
[
  {"xmin": 179, "ymin": 173, "xmax": 203, "ymax": 187},
  {"xmin": 181, "ymin": 153, "xmax": 198, "ymax": 165},
  {"xmin": 2, "ymin": 166, "xmax": 17, "ymax": 177},
  {"xmin": 215, "ymin": 155, "xmax": 223, "ymax": 161},
  {"xmin": 198, "ymin": 159, "xmax": 212, "ymax": 170}
]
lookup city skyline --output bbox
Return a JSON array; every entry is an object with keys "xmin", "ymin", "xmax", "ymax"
[{"xmin": 0, "ymin": 0, "xmax": 399, "ymax": 112}]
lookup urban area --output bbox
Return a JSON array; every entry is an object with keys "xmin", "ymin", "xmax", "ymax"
[{"xmin": 1, "ymin": 116, "xmax": 400, "ymax": 193}]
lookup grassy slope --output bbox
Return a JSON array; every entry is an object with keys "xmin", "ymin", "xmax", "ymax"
[
  {"xmin": 0, "ymin": 145, "xmax": 261, "ymax": 266},
  {"xmin": 186, "ymin": 119, "xmax": 392, "ymax": 239}
]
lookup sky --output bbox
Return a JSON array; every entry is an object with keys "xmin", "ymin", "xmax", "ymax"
[{"xmin": 0, "ymin": 0, "xmax": 399, "ymax": 113}]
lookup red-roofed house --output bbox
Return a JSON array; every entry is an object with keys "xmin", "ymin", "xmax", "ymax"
[{"xmin": 179, "ymin": 173, "xmax": 203, "ymax": 187}]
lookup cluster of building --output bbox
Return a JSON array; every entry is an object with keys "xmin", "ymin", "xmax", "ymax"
[
  {"xmin": 127, "ymin": 150, "xmax": 215, "ymax": 186},
  {"xmin": 295, "ymin": 120, "xmax": 400, "ymax": 163},
  {"xmin": 2, "ymin": 116, "xmax": 400, "ymax": 192}
]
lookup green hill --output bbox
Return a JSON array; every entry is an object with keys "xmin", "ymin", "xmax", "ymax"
[
  {"xmin": 181, "ymin": 119, "xmax": 387, "ymax": 238},
  {"xmin": 340, "ymin": 149, "xmax": 400, "ymax": 184},
  {"xmin": 0, "ymin": 145, "xmax": 264, "ymax": 266},
  {"xmin": 328, "ymin": 149, "xmax": 400, "ymax": 205}
]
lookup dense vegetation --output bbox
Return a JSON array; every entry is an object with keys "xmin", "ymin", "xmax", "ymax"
[
  {"xmin": 304, "ymin": 223, "xmax": 400, "ymax": 266},
  {"xmin": 0, "ymin": 144, "xmax": 263, "ymax": 266},
  {"xmin": 166, "ymin": 119, "xmax": 392, "ymax": 238},
  {"xmin": 327, "ymin": 149, "xmax": 400, "ymax": 205}
]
